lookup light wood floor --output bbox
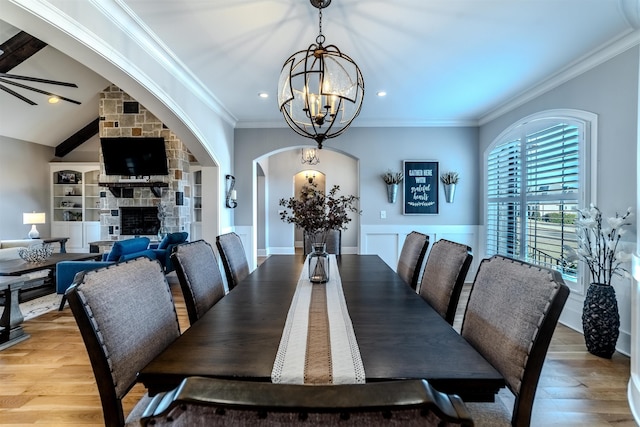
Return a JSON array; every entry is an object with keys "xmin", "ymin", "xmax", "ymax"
[{"xmin": 0, "ymin": 278, "xmax": 635, "ymax": 426}]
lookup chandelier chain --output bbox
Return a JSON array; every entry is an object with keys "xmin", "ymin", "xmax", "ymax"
[{"xmin": 317, "ymin": 7, "xmax": 324, "ymax": 45}]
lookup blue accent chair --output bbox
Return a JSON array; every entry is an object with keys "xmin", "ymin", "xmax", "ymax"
[
  {"xmin": 56, "ymin": 237, "xmax": 158, "ymax": 310},
  {"xmin": 102, "ymin": 237, "xmax": 157, "ymax": 263},
  {"xmin": 56, "ymin": 261, "xmax": 114, "ymax": 310},
  {"xmin": 150, "ymin": 232, "xmax": 189, "ymax": 273}
]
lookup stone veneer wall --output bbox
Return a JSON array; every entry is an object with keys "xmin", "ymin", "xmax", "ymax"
[{"xmin": 98, "ymin": 85, "xmax": 192, "ymax": 240}]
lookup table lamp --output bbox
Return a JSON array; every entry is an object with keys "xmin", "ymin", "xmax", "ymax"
[{"xmin": 23, "ymin": 212, "xmax": 46, "ymax": 239}]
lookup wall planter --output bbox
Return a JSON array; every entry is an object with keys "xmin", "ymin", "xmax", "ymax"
[
  {"xmin": 386, "ymin": 183, "xmax": 398, "ymax": 203},
  {"xmin": 440, "ymin": 171, "xmax": 459, "ymax": 204},
  {"xmin": 443, "ymin": 183, "xmax": 456, "ymax": 203},
  {"xmin": 381, "ymin": 170, "xmax": 403, "ymax": 204}
]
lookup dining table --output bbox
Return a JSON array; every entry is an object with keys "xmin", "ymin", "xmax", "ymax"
[{"xmin": 138, "ymin": 254, "xmax": 505, "ymax": 401}]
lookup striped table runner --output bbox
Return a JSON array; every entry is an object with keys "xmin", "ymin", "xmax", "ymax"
[{"xmin": 271, "ymin": 254, "xmax": 365, "ymax": 384}]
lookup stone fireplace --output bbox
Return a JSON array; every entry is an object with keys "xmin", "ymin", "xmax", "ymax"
[{"xmin": 98, "ymin": 85, "xmax": 193, "ymax": 241}]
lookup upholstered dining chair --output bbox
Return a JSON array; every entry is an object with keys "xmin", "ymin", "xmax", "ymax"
[
  {"xmin": 418, "ymin": 239, "xmax": 473, "ymax": 325},
  {"xmin": 303, "ymin": 229, "xmax": 341, "ymax": 255},
  {"xmin": 171, "ymin": 239, "xmax": 226, "ymax": 325},
  {"xmin": 137, "ymin": 377, "xmax": 475, "ymax": 426},
  {"xmin": 66, "ymin": 257, "xmax": 181, "ymax": 427},
  {"xmin": 397, "ymin": 231, "xmax": 430, "ymax": 291},
  {"xmin": 215, "ymin": 232, "xmax": 250, "ymax": 291},
  {"xmin": 460, "ymin": 255, "xmax": 569, "ymax": 427}
]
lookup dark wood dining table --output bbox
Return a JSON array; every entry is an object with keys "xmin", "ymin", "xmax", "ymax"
[{"xmin": 138, "ymin": 254, "xmax": 505, "ymax": 401}]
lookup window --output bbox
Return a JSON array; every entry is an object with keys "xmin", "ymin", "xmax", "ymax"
[{"xmin": 486, "ymin": 111, "xmax": 594, "ymax": 284}]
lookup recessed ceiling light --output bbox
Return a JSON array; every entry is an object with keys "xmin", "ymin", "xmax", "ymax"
[
  {"xmin": 376, "ymin": 91, "xmax": 387, "ymax": 97},
  {"xmin": 258, "ymin": 92, "xmax": 269, "ymax": 98},
  {"xmin": 48, "ymin": 96, "xmax": 60, "ymax": 104}
]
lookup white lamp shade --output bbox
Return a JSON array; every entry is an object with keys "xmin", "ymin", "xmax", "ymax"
[
  {"xmin": 23, "ymin": 212, "xmax": 46, "ymax": 239},
  {"xmin": 23, "ymin": 212, "xmax": 46, "ymax": 225}
]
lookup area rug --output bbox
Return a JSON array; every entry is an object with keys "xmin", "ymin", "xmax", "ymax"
[{"xmin": 19, "ymin": 293, "xmax": 60, "ymax": 320}]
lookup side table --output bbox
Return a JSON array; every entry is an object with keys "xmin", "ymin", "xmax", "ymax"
[
  {"xmin": 41, "ymin": 237, "xmax": 69, "ymax": 253},
  {"xmin": 0, "ymin": 276, "xmax": 29, "ymax": 350}
]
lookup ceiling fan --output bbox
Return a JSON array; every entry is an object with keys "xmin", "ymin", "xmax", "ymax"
[{"xmin": 0, "ymin": 72, "xmax": 80, "ymax": 105}]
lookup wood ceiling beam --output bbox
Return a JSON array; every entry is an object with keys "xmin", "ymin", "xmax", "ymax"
[
  {"xmin": 0, "ymin": 31, "xmax": 47, "ymax": 73},
  {"xmin": 55, "ymin": 118, "xmax": 100, "ymax": 158}
]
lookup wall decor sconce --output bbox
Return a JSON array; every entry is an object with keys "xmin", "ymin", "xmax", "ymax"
[
  {"xmin": 305, "ymin": 172, "xmax": 316, "ymax": 184},
  {"xmin": 226, "ymin": 174, "xmax": 237, "ymax": 208}
]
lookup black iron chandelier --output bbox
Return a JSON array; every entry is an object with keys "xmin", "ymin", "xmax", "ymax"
[{"xmin": 277, "ymin": 0, "xmax": 364, "ymax": 149}]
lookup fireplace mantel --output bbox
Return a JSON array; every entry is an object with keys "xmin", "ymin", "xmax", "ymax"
[{"xmin": 98, "ymin": 182, "xmax": 168, "ymax": 198}]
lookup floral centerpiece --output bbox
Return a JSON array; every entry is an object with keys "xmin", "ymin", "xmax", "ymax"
[
  {"xmin": 575, "ymin": 204, "xmax": 632, "ymax": 286},
  {"xmin": 279, "ymin": 184, "xmax": 360, "ymax": 246},
  {"xmin": 279, "ymin": 184, "xmax": 360, "ymax": 283},
  {"xmin": 575, "ymin": 204, "xmax": 633, "ymax": 358}
]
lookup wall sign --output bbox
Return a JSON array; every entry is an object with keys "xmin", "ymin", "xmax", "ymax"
[{"xmin": 403, "ymin": 160, "xmax": 439, "ymax": 215}]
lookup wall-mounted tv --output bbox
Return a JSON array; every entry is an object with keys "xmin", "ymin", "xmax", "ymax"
[{"xmin": 100, "ymin": 137, "xmax": 169, "ymax": 176}]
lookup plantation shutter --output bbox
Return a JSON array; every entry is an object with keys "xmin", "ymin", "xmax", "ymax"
[
  {"xmin": 486, "ymin": 138, "xmax": 521, "ymax": 258},
  {"xmin": 487, "ymin": 121, "xmax": 581, "ymax": 278}
]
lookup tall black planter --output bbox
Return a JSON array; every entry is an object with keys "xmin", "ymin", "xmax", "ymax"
[{"xmin": 582, "ymin": 283, "xmax": 620, "ymax": 358}]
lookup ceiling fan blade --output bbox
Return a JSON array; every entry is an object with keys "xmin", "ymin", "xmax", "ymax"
[
  {"xmin": 0, "ymin": 77, "xmax": 81, "ymax": 105},
  {"xmin": 0, "ymin": 72, "xmax": 78, "ymax": 87},
  {"xmin": 0, "ymin": 83, "xmax": 37, "ymax": 105}
]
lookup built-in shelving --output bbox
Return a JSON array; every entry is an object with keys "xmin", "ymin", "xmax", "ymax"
[{"xmin": 50, "ymin": 163, "xmax": 101, "ymax": 252}]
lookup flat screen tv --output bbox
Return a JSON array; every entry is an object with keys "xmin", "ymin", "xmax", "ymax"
[{"xmin": 100, "ymin": 137, "xmax": 169, "ymax": 176}]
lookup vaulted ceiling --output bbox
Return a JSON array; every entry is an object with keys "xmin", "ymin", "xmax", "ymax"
[{"xmin": 0, "ymin": 1, "xmax": 638, "ymax": 151}]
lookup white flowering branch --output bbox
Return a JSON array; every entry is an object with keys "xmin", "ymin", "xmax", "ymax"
[{"xmin": 575, "ymin": 204, "xmax": 632, "ymax": 286}]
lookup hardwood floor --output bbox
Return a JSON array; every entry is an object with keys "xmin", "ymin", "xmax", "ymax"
[{"xmin": 0, "ymin": 275, "xmax": 635, "ymax": 426}]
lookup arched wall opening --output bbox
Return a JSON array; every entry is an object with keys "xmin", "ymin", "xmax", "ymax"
[{"xmin": 253, "ymin": 147, "xmax": 360, "ymax": 259}]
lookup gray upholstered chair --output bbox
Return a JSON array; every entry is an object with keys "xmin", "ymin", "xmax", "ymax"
[
  {"xmin": 138, "ymin": 377, "xmax": 475, "ymax": 426},
  {"xmin": 215, "ymin": 232, "xmax": 250, "ymax": 291},
  {"xmin": 461, "ymin": 255, "xmax": 570, "ymax": 427},
  {"xmin": 303, "ymin": 229, "xmax": 342, "ymax": 255},
  {"xmin": 397, "ymin": 231, "xmax": 430, "ymax": 291},
  {"xmin": 418, "ymin": 239, "xmax": 473, "ymax": 325},
  {"xmin": 66, "ymin": 257, "xmax": 181, "ymax": 427},
  {"xmin": 171, "ymin": 240, "xmax": 226, "ymax": 325}
]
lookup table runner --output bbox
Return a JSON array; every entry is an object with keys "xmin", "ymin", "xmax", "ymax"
[{"xmin": 271, "ymin": 254, "xmax": 365, "ymax": 384}]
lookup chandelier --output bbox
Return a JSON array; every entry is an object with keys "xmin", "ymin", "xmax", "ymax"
[
  {"xmin": 277, "ymin": 0, "xmax": 364, "ymax": 149},
  {"xmin": 301, "ymin": 148, "xmax": 320, "ymax": 165}
]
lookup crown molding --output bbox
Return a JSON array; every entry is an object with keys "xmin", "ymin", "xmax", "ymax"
[{"xmin": 479, "ymin": 29, "xmax": 640, "ymax": 126}]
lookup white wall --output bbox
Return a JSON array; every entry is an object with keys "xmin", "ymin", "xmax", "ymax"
[
  {"xmin": 0, "ymin": 137, "xmax": 53, "ymax": 239},
  {"xmin": 479, "ymin": 46, "xmax": 639, "ymax": 355},
  {"xmin": 234, "ymin": 126, "xmax": 479, "ymax": 265},
  {"xmin": 266, "ymin": 149, "xmax": 359, "ymax": 253}
]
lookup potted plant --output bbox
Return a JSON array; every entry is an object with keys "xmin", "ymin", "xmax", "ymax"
[
  {"xmin": 279, "ymin": 184, "xmax": 360, "ymax": 282},
  {"xmin": 382, "ymin": 170, "xmax": 403, "ymax": 203},
  {"xmin": 575, "ymin": 204, "xmax": 633, "ymax": 358},
  {"xmin": 440, "ymin": 171, "xmax": 459, "ymax": 203}
]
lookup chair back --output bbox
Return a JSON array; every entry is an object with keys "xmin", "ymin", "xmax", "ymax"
[
  {"xmin": 139, "ymin": 377, "xmax": 474, "ymax": 426},
  {"xmin": 461, "ymin": 255, "xmax": 569, "ymax": 426},
  {"xmin": 397, "ymin": 231, "xmax": 429, "ymax": 290},
  {"xmin": 66, "ymin": 257, "xmax": 181, "ymax": 427},
  {"xmin": 304, "ymin": 229, "xmax": 342, "ymax": 255},
  {"xmin": 171, "ymin": 240, "xmax": 226, "ymax": 325},
  {"xmin": 216, "ymin": 232, "xmax": 250, "ymax": 291},
  {"xmin": 418, "ymin": 239, "xmax": 473, "ymax": 324}
]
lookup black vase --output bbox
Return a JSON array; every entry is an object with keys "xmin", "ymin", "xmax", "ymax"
[{"xmin": 582, "ymin": 283, "xmax": 620, "ymax": 358}]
